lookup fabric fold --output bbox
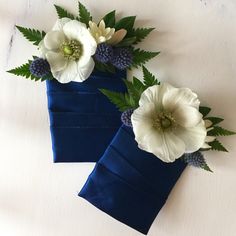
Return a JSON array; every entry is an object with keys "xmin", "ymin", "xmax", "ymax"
[
  {"xmin": 79, "ymin": 125, "xmax": 186, "ymax": 234},
  {"xmin": 46, "ymin": 70, "xmax": 127, "ymax": 162}
]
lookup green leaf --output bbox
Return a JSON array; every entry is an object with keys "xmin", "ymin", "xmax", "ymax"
[
  {"xmin": 199, "ymin": 106, "xmax": 211, "ymax": 117},
  {"xmin": 99, "ymin": 89, "xmax": 134, "ymax": 112},
  {"xmin": 95, "ymin": 60, "xmax": 116, "ymax": 73},
  {"xmin": 207, "ymin": 126, "xmax": 236, "ymax": 136},
  {"xmin": 205, "ymin": 117, "xmax": 224, "ymax": 126},
  {"xmin": 142, "ymin": 66, "xmax": 160, "ymax": 87},
  {"xmin": 132, "ymin": 48, "xmax": 160, "ymax": 68},
  {"xmin": 16, "ymin": 26, "xmax": 46, "ymax": 45},
  {"xmin": 131, "ymin": 27, "xmax": 155, "ymax": 44},
  {"xmin": 116, "ymin": 37, "xmax": 137, "ymax": 47},
  {"xmin": 133, "ymin": 76, "xmax": 146, "ymax": 91},
  {"xmin": 78, "ymin": 2, "xmax": 92, "ymax": 26},
  {"xmin": 102, "ymin": 10, "xmax": 116, "ymax": 27},
  {"xmin": 7, "ymin": 60, "xmax": 38, "ymax": 81},
  {"xmin": 209, "ymin": 139, "xmax": 228, "ymax": 152},
  {"xmin": 202, "ymin": 163, "xmax": 213, "ymax": 172},
  {"xmin": 115, "ymin": 16, "xmax": 136, "ymax": 33},
  {"xmin": 54, "ymin": 5, "xmax": 75, "ymax": 19}
]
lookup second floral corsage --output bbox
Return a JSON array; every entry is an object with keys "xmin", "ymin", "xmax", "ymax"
[
  {"xmin": 100, "ymin": 67, "xmax": 235, "ymax": 171},
  {"xmin": 8, "ymin": 2, "xmax": 159, "ymax": 83}
]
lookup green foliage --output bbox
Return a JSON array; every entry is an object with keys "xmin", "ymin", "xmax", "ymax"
[
  {"xmin": 132, "ymin": 48, "xmax": 160, "ymax": 68},
  {"xmin": 142, "ymin": 66, "xmax": 160, "ymax": 87},
  {"xmin": 199, "ymin": 106, "xmax": 211, "ymax": 117},
  {"xmin": 99, "ymin": 89, "xmax": 134, "ymax": 112},
  {"xmin": 116, "ymin": 37, "xmax": 137, "ymax": 47},
  {"xmin": 102, "ymin": 10, "xmax": 116, "ymax": 27},
  {"xmin": 115, "ymin": 16, "xmax": 136, "ymax": 33},
  {"xmin": 206, "ymin": 117, "xmax": 224, "ymax": 126},
  {"xmin": 7, "ymin": 59, "xmax": 53, "ymax": 82},
  {"xmin": 78, "ymin": 2, "xmax": 92, "ymax": 26},
  {"xmin": 131, "ymin": 27, "xmax": 155, "ymax": 44},
  {"xmin": 207, "ymin": 126, "xmax": 236, "ymax": 136},
  {"xmin": 54, "ymin": 5, "xmax": 75, "ymax": 19},
  {"xmin": 94, "ymin": 61, "xmax": 116, "ymax": 73},
  {"xmin": 16, "ymin": 26, "xmax": 45, "ymax": 45},
  {"xmin": 208, "ymin": 139, "xmax": 228, "ymax": 152},
  {"xmin": 100, "ymin": 67, "xmax": 160, "ymax": 112}
]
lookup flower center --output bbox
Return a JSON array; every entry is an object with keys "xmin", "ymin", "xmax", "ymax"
[
  {"xmin": 60, "ymin": 40, "xmax": 83, "ymax": 60},
  {"xmin": 153, "ymin": 112, "xmax": 176, "ymax": 130}
]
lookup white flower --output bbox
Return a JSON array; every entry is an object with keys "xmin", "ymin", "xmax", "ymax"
[
  {"xmin": 131, "ymin": 83, "xmax": 207, "ymax": 162},
  {"xmin": 89, "ymin": 20, "xmax": 115, "ymax": 44},
  {"xmin": 39, "ymin": 18, "xmax": 97, "ymax": 83},
  {"xmin": 107, "ymin": 29, "xmax": 127, "ymax": 45}
]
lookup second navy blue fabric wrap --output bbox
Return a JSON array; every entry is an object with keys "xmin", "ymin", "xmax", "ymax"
[
  {"xmin": 79, "ymin": 125, "xmax": 186, "ymax": 234},
  {"xmin": 46, "ymin": 70, "xmax": 127, "ymax": 162}
]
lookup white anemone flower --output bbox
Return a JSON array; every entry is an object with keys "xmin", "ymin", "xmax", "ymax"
[
  {"xmin": 39, "ymin": 18, "xmax": 97, "ymax": 83},
  {"xmin": 131, "ymin": 83, "xmax": 207, "ymax": 162},
  {"xmin": 89, "ymin": 20, "xmax": 115, "ymax": 44}
]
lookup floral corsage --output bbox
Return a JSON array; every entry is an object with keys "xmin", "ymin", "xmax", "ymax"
[
  {"xmin": 7, "ymin": 2, "xmax": 158, "ymax": 83},
  {"xmin": 101, "ymin": 67, "xmax": 236, "ymax": 171}
]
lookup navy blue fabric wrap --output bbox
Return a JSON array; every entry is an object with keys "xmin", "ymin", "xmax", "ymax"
[
  {"xmin": 46, "ymin": 70, "xmax": 127, "ymax": 162},
  {"xmin": 79, "ymin": 125, "xmax": 186, "ymax": 234}
]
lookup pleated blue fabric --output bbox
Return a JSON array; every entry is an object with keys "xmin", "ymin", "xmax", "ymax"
[
  {"xmin": 46, "ymin": 70, "xmax": 127, "ymax": 162},
  {"xmin": 79, "ymin": 125, "xmax": 186, "ymax": 234}
]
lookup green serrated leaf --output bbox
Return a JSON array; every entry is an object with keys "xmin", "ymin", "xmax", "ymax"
[
  {"xmin": 78, "ymin": 2, "xmax": 92, "ymax": 26},
  {"xmin": 207, "ymin": 126, "xmax": 236, "ymax": 136},
  {"xmin": 142, "ymin": 66, "xmax": 160, "ymax": 87},
  {"xmin": 115, "ymin": 16, "xmax": 136, "ymax": 33},
  {"xmin": 99, "ymin": 89, "xmax": 134, "ymax": 112},
  {"xmin": 199, "ymin": 106, "xmax": 211, "ymax": 117},
  {"xmin": 202, "ymin": 163, "xmax": 213, "ymax": 172},
  {"xmin": 133, "ymin": 76, "xmax": 146, "ymax": 91},
  {"xmin": 132, "ymin": 48, "xmax": 160, "ymax": 68},
  {"xmin": 102, "ymin": 10, "xmax": 116, "ymax": 27},
  {"xmin": 116, "ymin": 37, "xmax": 137, "ymax": 47},
  {"xmin": 209, "ymin": 139, "xmax": 228, "ymax": 152},
  {"xmin": 131, "ymin": 27, "xmax": 155, "ymax": 44},
  {"xmin": 95, "ymin": 60, "xmax": 116, "ymax": 74},
  {"xmin": 205, "ymin": 117, "xmax": 224, "ymax": 126},
  {"xmin": 16, "ymin": 26, "xmax": 45, "ymax": 45},
  {"xmin": 54, "ymin": 5, "xmax": 75, "ymax": 19}
]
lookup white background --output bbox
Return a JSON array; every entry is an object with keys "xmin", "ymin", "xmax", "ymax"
[{"xmin": 1, "ymin": 0, "xmax": 236, "ymax": 235}]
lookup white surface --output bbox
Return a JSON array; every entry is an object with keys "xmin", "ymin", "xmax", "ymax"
[{"xmin": 1, "ymin": 0, "xmax": 236, "ymax": 235}]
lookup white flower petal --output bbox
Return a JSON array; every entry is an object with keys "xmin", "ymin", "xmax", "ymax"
[
  {"xmin": 173, "ymin": 105, "xmax": 203, "ymax": 128},
  {"xmin": 132, "ymin": 103, "xmax": 157, "ymax": 141},
  {"xmin": 201, "ymin": 143, "xmax": 212, "ymax": 149},
  {"xmin": 46, "ymin": 51, "xmax": 67, "ymax": 72},
  {"xmin": 63, "ymin": 20, "xmax": 88, "ymax": 40},
  {"xmin": 163, "ymin": 87, "xmax": 200, "ymax": 111},
  {"xmin": 205, "ymin": 136, "xmax": 216, "ymax": 142},
  {"xmin": 74, "ymin": 58, "xmax": 95, "ymax": 82},
  {"xmin": 140, "ymin": 129, "xmax": 186, "ymax": 162},
  {"xmin": 44, "ymin": 31, "xmax": 65, "ymax": 50},
  {"xmin": 53, "ymin": 18, "xmax": 71, "ymax": 31},
  {"xmin": 52, "ymin": 60, "xmax": 78, "ymax": 83},
  {"xmin": 204, "ymin": 119, "xmax": 213, "ymax": 128},
  {"xmin": 38, "ymin": 40, "xmax": 47, "ymax": 59},
  {"xmin": 174, "ymin": 120, "xmax": 207, "ymax": 153},
  {"xmin": 108, "ymin": 29, "xmax": 127, "ymax": 45}
]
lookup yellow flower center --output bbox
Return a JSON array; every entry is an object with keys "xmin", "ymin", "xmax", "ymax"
[
  {"xmin": 153, "ymin": 112, "xmax": 176, "ymax": 130},
  {"xmin": 60, "ymin": 40, "xmax": 83, "ymax": 60}
]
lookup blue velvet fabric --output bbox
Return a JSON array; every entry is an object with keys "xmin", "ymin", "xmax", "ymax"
[
  {"xmin": 79, "ymin": 125, "xmax": 186, "ymax": 234},
  {"xmin": 46, "ymin": 70, "xmax": 127, "ymax": 162}
]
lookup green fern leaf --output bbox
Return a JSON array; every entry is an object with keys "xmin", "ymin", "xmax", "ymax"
[
  {"xmin": 205, "ymin": 117, "xmax": 224, "ymax": 126},
  {"xmin": 78, "ymin": 2, "xmax": 92, "ymax": 26},
  {"xmin": 142, "ymin": 66, "xmax": 160, "ymax": 87},
  {"xmin": 99, "ymin": 89, "xmax": 135, "ymax": 112},
  {"xmin": 54, "ymin": 5, "xmax": 75, "ymax": 19},
  {"xmin": 208, "ymin": 139, "xmax": 228, "ymax": 152},
  {"xmin": 16, "ymin": 26, "xmax": 45, "ymax": 45},
  {"xmin": 132, "ymin": 48, "xmax": 160, "ymax": 68},
  {"xmin": 199, "ymin": 106, "xmax": 211, "ymax": 117},
  {"xmin": 208, "ymin": 126, "xmax": 236, "ymax": 136},
  {"xmin": 131, "ymin": 27, "xmax": 155, "ymax": 44}
]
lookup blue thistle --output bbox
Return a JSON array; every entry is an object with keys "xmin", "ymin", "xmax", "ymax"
[
  {"xmin": 111, "ymin": 47, "xmax": 133, "ymax": 70},
  {"xmin": 121, "ymin": 109, "xmax": 134, "ymax": 127},
  {"xmin": 95, "ymin": 43, "xmax": 113, "ymax": 63},
  {"xmin": 182, "ymin": 151, "xmax": 212, "ymax": 172},
  {"xmin": 30, "ymin": 58, "xmax": 50, "ymax": 78}
]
